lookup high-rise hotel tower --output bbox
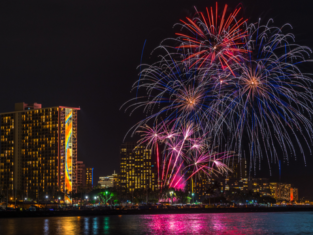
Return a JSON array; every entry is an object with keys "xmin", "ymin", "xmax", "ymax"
[
  {"xmin": 0, "ymin": 103, "xmax": 79, "ymax": 201},
  {"xmin": 119, "ymin": 142, "xmax": 158, "ymax": 193}
]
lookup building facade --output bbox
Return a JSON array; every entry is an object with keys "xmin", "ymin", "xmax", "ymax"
[
  {"xmin": 98, "ymin": 176, "xmax": 114, "ymax": 188},
  {"xmin": 77, "ymin": 161, "xmax": 86, "ymax": 189},
  {"xmin": 248, "ymin": 178, "xmax": 271, "ymax": 196},
  {"xmin": 270, "ymin": 182, "xmax": 297, "ymax": 201},
  {"xmin": 119, "ymin": 142, "xmax": 158, "ymax": 193},
  {"xmin": 223, "ymin": 157, "xmax": 249, "ymax": 194},
  {"xmin": 187, "ymin": 157, "xmax": 249, "ymax": 201},
  {"xmin": 224, "ymin": 177, "xmax": 249, "ymax": 192},
  {"xmin": 0, "ymin": 102, "xmax": 79, "ymax": 201},
  {"xmin": 98, "ymin": 171, "xmax": 118, "ymax": 189},
  {"xmin": 291, "ymin": 188, "xmax": 299, "ymax": 202},
  {"xmin": 86, "ymin": 167, "xmax": 94, "ymax": 189}
]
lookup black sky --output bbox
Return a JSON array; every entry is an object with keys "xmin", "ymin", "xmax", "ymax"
[{"xmin": 0, "ymin": 0, "xmax": 313, "ymax": 199}]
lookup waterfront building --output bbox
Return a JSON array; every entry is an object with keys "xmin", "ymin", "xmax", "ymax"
[
  {"xmin": 0, "ymin": 102, "xmax": 79, "ymax": 201},
  {"xmin": 98, "ymin": 176, "xmax": 114, "ymax": 188},
  {"xmin": 98, "ymin": 171, "xmax": 118, "ymax": 189},
  {"xmin": 224, "ymin": 177, "xmax": 249, "ymax": 192},
  {"xmin": 187, "ymin": 172, "xmax": 210, "ymax": 201},
  {"xmin": 223, "ymin": 157, "xmax": 249, "ymax": 193},
  {"xmin": 119, "ymin": 142, "xmax": 158, "ymax": 193},
  {"xmin": 77, "ymin": 161, "xmax": 86, "ymax": 189},
  {"xmin": 86, "ymin": 167, "xmax": 94, "ymax": 189},
  {"xmin": 248, "ymin": 178, "xmax": 271, "ymax": 196},
  {"xmin": 269, "ymin": 182, "xmax": 279, "ymax": 199},
  {"xmin": 291, "ymin": 188, "xmax": 299, "ymax": 202},
  {"xmin": 189, "ymin": 157, "xmax": 249, "ymax": 201},
  {"xmin": 270, "ymin": 182, "xmax": 296, "ymax": 201}
]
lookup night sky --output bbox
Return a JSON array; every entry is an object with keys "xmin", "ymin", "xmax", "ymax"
[{"xmin": 0, "ymin": 0, "xmax": 312, "ymax": 199}]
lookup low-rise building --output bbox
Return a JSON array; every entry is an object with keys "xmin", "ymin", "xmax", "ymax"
[
  {"xmin": 249, "ymin": 178, "xmax": 271, "ymax": 196},
  {"xmin": 270, "ymin": 182, "xmax": 293, "ymax": 201},
  {"xmin": 224, "ymin": 177, "xmax": 249, "ymax": 192},
  {"xmin": 98, "ymin": 171, "xmax": 118, "ymax": 189}
]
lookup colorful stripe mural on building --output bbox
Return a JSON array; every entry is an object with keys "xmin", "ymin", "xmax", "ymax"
[
  {"xmin": 64, "ymin": 194, "xmax": 72, "ymax": 204},
  {"xmin": 65, "ymin": 109, "xmax": 73, "ymax": 198}
]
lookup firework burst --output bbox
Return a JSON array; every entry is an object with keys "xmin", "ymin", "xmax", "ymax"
[{"xmin": 123, "ymin": 3, "xmax": 313, "ymax": 187}]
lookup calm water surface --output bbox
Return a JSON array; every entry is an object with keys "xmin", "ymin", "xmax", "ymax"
[{"xmin": 0, "ymin": 212, "xmax": 313, "ymax": 234}]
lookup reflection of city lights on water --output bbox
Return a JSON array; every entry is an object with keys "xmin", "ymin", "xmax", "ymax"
[
  {"xmin": 104, "ymin": 217, "xmax": 110, "ymax": 231},
  {"xmin": 44, "ymin": 219, "xmax": 49, "ymax": 235},
  {"xmin": 84, "ymin": 217, "xmax": 89, "ymax": 232},
  {"xmin": 93, "ymin": 217, "xmax": 98, "ymax": 235}
]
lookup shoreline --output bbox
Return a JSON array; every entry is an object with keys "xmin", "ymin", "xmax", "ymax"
[{"xmin": 0, "ymin": 206, "xmax": 313, "ymax": 218}]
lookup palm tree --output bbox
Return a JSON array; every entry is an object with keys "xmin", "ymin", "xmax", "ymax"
[{"xmin": 98, "ymin": 191, "xmax": 114, "ymax": 206}]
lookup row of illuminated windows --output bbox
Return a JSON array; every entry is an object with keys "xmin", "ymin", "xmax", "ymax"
[
  {"xmin": 23, "ymin": 177, "xmax": 57, "ymax": 183},
  {"xmin": 126, "ymin": 178, "xmax": 155, "ymax": 182},
  {"xmin": 23, "ymin": 108, "xmax": 56, "ymax": 115},
  {"xmin": 25, "ymin": 160, "xmax": 55, "ymax": 164},
  {"xmin": 23, "ymin": 122, "xmax": 58, "ymax": 127},
  {"xmin": 23, "ymin": 130, "xmax": 58, "ymax": 135},
  {"xmin": 0, "ymin": 139, "xmax": 14, "ymax": 145},
  {"xmin": 0, "ymin": 154, "xmax": 13, "ymax": 159},
  {"xmin": 22, "ymin": 151, "xmax": 56, "ymax": 156},
  {"xmin": 1, "ymin": 138, "xmax": 11, "ymax": 142},
  {"xmin": 133, "ymin": 145, "xmax": 145, "ymax": 149},
  {"xmin": 1, "ymin": 125, "xmax": 14, "ymax": 131},
  {"xmin": 130, "ymin": 169, "xmax": 151, "ymax": 173},
  {"xmin": 121, "ymin": 161, "xmax": 151, "ymax": 165},
  {"xmin": 22, "ymin": 115, "xmax": 57, "ymax": 121},
  {"xmin": 2, "ymin": 116, "xmax": 13, "ymax": 119},
  {"xmin": 124, "ymin": 176, "xmax": 154, "ymax": 181},
  {"xmin": 1, "ymin": 149, "xmax": 14, "ymax": 154},
  {"xmin": 22, "ymin": 148, "xmax": 56, "ymax": 153},
  {"xmin": 23, "ymin": 132, "xmax": 57, "ymax": 137},
  {"xmin": 125, "ymin": 178, "xmax": 153, "ymax": 182}
]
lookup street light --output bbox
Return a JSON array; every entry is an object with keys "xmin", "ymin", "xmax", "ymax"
[
  {"xmin": 93, "ymin": 196, "xmax": 98, "ymax": 207},
  {"xmin": 46, "ymin": 195, "xmax": 48, "ymax": 199},
  {"xmin": 192, "ymin": 193, "xmax": 195, "ymax": 204}
]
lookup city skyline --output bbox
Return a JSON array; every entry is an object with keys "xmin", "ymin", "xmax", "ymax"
[
  {"xmin": 0, "ymin": 0, "xmax": 312, "ymax": 200},
  {"xmin": 0, "ymin": 1, "xmax": 313, "ymax": 234}
]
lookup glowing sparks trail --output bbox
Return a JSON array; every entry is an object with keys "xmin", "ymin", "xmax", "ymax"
[
  {"xmin": 135, "ymin": 122, "xmax": 234, "ymax": 190},
  {"xmin": 175, "ymin": 3, "xmax": 248, "ymax": 75}
]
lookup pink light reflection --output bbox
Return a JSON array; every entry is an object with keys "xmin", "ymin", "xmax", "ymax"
[{"xmin": 142, "ymin": 213, "xmax": 267, "ymax": 234}]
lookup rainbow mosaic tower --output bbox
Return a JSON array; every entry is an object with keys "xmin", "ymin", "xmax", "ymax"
[{"xmin": 0, "ymin": 103, "xmax": 79, "ymax": 202}]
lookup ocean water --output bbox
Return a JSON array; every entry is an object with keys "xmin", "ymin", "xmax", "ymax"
[{"xmin": 0, "ymin": 212, "xmax": 313, "ymax": 234}]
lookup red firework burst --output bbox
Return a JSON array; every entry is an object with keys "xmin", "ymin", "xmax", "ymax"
[{"xmin": 176, "ymin": 2, "xmax": 248, "ymax": 75}]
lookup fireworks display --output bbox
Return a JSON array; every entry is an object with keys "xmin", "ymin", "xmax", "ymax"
[
  {"xmin": 123, "ymin": 2, "xmax": 313, "ymax": 190},
  {"xmin": 137, "ymin": 121, "xmax": 233, "ymax": 190}
]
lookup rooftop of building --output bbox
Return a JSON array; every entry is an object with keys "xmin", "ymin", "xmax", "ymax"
[{"xmin": 0, "ymin": 102, "xmax": 80, "ymax": 115}]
